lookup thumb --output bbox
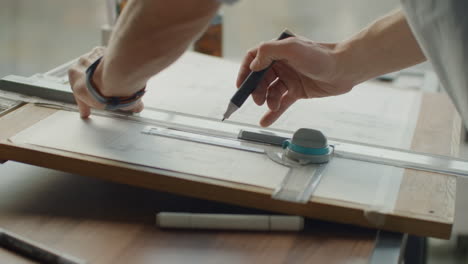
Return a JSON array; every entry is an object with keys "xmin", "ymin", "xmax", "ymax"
[{"xmin": 249, "ymin": 38, "xmax": 295, "ymax": 71}]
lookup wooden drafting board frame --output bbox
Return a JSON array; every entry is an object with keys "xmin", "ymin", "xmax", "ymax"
[{"xmin": 0, "ymin": 92, "xmax": 461, "ymax": 239}]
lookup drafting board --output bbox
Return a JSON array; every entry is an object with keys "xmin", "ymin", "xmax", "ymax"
[{"xmin": 0, "ymin": 52, "xmax": 462, "ymax": 239}]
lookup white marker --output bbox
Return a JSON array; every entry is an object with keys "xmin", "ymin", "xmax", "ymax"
[{"xmin": 156, "ymin": 212, "xmax": 304, "ymax": 231}]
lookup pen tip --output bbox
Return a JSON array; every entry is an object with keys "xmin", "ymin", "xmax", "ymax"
[{"xmin": 221, "ymin": 117, "xmax": 225, "ymax": 122}]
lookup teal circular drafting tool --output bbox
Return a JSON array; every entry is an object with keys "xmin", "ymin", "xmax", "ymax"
[{"xmin": 282, "ymin": 128, "xmax": 332, "ymax": 164}]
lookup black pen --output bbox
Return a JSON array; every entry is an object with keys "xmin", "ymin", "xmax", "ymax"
[
  {"xmin": 0, "ymin": 228, "xmax": 86, "ymax": 264},
  {"xmin": 222, "ymin": 29, "xmax": 295, "ymax": 121}
]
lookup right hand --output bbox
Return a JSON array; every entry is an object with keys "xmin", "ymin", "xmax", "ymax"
[{"xmin": 236, "ymin": 36, "xmax": 354, "ymax": 127}]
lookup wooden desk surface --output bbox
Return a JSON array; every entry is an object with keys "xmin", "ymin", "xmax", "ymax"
[{"xmin": 0, "ymin": 162, "xmax": 375, "ymax": 264}]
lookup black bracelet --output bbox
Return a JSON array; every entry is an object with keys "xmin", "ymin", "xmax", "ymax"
[{"xmin": 85, "ymin": 56, "xmax": 145, "ymax": 110}]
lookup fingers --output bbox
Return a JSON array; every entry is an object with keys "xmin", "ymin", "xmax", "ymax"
[
  {"xmin": 260, "ymin": 94, "xmax": 297, "ymax": 127},
  {"xmin": 75, "ymin": 95, "xmax": 92, "ymax": 119},
  {"xmin": 251, "ymin": 68, "xmax": 277, "ymax": 105},
  {"xmin": 69, "ymin": 71, "xmax": 105, "ymax": 110},
  {"xmin": 68, "ymin": 47, "xmax": 107, "ymax": 118},
  {"xmin": 236, "ymin": 48, "xmax": 257, "ymax": 88},
  {"xmin": 265, "ymin": 78, "xmax": 287, "ymax": 111},
  {"xmin": 68, "ymin": 64, "xmax": 92, "ymax": 118},
  {"xmin": 237, "ymin": 47, "xmax": 280, "ymax": 106},
  {"xmin": 237, "ymin": 38, "xmax": 299, "ymax": 107},
  {"xmin": 89, "ymin": 46, "xmax": 105, "ymax": 61},
  {"xmin": 250, "ymin": 38, "xmax": 296, "ymax": 72},
  {"xmin": 264, "ymin": 62, "xmax": 303, "ymax": 111}
]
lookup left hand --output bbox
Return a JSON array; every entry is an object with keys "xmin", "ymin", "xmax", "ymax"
[{"xmin": 68, "ymin": 47, "xmax": 144, "ymax": 118}]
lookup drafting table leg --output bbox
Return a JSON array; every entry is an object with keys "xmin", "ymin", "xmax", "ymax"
[
  {"xmin": 456, "ymin": 235, "xmax": 468, "ymax": 255},
  {"xmin": 403, "ymin": 235, "xmax": 427, "ymax": 264},
  {"xmin": 369, "ymin": 231, "xmax": 407, "ymax": 264}
]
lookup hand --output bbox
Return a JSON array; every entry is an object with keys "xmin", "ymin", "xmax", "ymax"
[
  {"xmin": 236, "ymin": 36, "xmax": 354, "ymax": 127},
  {"xmin": 68, "ymin": 47, "xmax": 144, "ymax": 118}
]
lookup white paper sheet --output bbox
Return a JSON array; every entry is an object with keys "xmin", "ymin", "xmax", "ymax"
[
  {"xmin": 11, "ymin": 110, "xmax": 404, "ymax": 209},
  {"xmin": 145, "ymin": 52, "xmax": 421, "ymax": 149},
  {"xmin": 315, "ymin": 158, "xmax": 403, "ymax": 211},
  {"xmin": 10, "ymin": 111, "xmax": 287, "ymax": 189}
]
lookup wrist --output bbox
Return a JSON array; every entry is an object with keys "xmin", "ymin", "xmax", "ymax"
[
  {"xmin": 85, "ymin": 57, "xmax": 146, "ymax": 110},
  {"xmin": 332, "ymin": 40, "xmax": 369, "ymax": 87},
  {"xmin": 91, "ymin": 57, "xmax": 114, "ymax": 97},
  {"xmin": 92, "ymin": 57, "xmax": 146, "ymax": 97}
]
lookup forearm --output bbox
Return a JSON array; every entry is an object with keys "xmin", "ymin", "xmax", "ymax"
[
  {"xmin": 95, "ymin": 0, "xmax": 220, "ymax": 96},
  {"xmin": 334, "ymin": 9, "xmax": 426, "ymax": 86}
]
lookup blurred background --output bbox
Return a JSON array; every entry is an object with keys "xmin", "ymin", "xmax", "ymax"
[
  {"xmin": 0, "ymin": 0, "xmax": 106, "ymax": 77},
  {"xmin": 222, "ymin": 0, "xmax": 400, "ymax": 61},
  {"xmin": 1, "ymin": 0, "xmax": 405, "ymax": 77},
  {"xmin": 0, "ymin": 0, "xmax": 466, "ymax": 263}
]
